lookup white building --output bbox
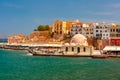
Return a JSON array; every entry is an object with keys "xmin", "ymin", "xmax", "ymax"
[
  {"xmin": 63, "ymin": 34, "xmax": 94, "ymax": 55},
  {"xmin": 70, "ymin": 23, "xmax": 94, "ymax": 38},
  {"xmin": 70, "ymin": 23, "xmax": 83, "ymax": 36},
  {"xmin": 93, "ymin": 23, "xmax": 110, "ymax": 39}
]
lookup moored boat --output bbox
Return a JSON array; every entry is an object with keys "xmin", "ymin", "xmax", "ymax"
[{"xmin": 92, "ymin": 55, "xmax": 109, "ymax": 59}]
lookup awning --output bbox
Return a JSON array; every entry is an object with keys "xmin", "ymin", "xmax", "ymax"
[{"xmin": 103, "ymin": 46, "xmax": 120, "ymax": 51}]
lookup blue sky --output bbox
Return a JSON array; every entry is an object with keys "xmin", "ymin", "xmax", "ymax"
[{"xmin": 0, "ymin": 0, "xmax": 120, "ymax": 36}]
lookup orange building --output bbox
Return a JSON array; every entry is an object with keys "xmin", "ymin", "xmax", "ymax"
[
  {"xmin": 52, "ymin": 20, "xmax": 64, "ymax": 35},
  {"xmin": 8, "ymin": 34, "xmax": 27, "ymax": 44},
  {"xmin": 52, "ymin": 20, "xmax": 84, "ymax": 35},
  {"xmin": 51, "ymin": 20, "xmax": 84, "ymax": 41}
]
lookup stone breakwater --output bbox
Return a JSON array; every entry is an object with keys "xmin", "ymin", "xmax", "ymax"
[{"xmin": 0, "ymin": 43, "xmax": 29, "ymax": 50}]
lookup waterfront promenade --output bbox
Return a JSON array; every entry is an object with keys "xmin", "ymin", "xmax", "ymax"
[{"xmin": 0, "ymin": 43, "xmax": 120, "ymax": 59}]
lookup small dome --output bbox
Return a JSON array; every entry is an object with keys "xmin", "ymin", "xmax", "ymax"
[
  {"xmin": 64, "ymin": 43, "xmax": 70, "ymax": 46},
  {"xmin": 70, "ymin": 43, "xmax": 76, "ymax": 46},
  {"xmin": 70, "ymin": 34, "xmax": 88, "ymax": 46}
]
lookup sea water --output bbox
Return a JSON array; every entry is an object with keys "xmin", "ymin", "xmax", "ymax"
[
  {"xmin": 0, "ymin": 39, "xmax": 7, "ymax": 43},
  {"xmin": 0, "ymin": 49, "xmax": 120, "ymax": 80}
]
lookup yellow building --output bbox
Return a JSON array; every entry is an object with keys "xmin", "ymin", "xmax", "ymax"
[
  {"xmin": 51, "ymin": 20, "xmax": 72, "ymax": 41},
  {"xmin": 52, "ymin": 20, "xmax": 69, "ymax": 35},
  {"xmin": 52, "ymin": 20, "xmax": 62, "ymax": 34}
]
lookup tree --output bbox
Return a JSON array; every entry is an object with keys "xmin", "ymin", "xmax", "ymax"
[
  {"xmin": 37, "ymin": 25, "xmax": 44, "ymax": 31},
  {"xmin": 45, "ymin": 25, "xmax": 49, "ymax": 31},
  {"xmin": 35, "ymin": 25, "xmax": 50, "ymax": 31}
]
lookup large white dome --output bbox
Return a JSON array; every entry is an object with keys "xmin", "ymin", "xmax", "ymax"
[{"xmin": 70, "ymin": 34, "xmax": 88, "ymax": 46}]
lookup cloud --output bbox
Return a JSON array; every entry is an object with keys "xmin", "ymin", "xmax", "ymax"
[
  {"xmin": 2, "ymin": 3, "xmax": 23, "ymax": 8},
  {"xmin": 94, "ymin": 12, "xmax": 113, "ymax": 16}
]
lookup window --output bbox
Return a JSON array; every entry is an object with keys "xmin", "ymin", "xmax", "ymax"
[
  {"xmin": 77, "ymin": 47, "xmax": 80, "ymax": 53},
  {"xmin": 116, "ymin": 34, "xmax": 119, "ymax": 37},
  {"xmin": 111, "ymin": 29, "xmax": 112, "ymax": 32},
  {"xmin": 86, "ymin": 32, "xmax": 89, "ymax": 34},
  {"xmin": 111, "ymin": 34, "xmax": 116, "ymax": 37},
  {"xmin": 96, "ymin": 34, "xmax": 99, "ymax": 37},
  {"xmin": 116, "ymin": 29, "xmax": 118, "ymax": 32},
  {"xmin": 83, "ymin": 47, "xmax": 86, "ymax": 52},
  {"xmin": 91, "ymin": 32, "xmax": 93, "ymax": 34},
  {"xmin": 113, "ymin": 29, "xmax": 115, "ymax": 32},
  {"xmin": 72, "ymin": 47, "xmax": 74, "ymax": 52},
  {"xmin": 66, "ymin": 47, "xmax": 68, "ymax": 52},
  {"xmin": 96, "ymin": 30, "xmax": 98, "ymax": 32},
  {"xmin": 60, "ymin": 31, "xmax": 62, "ymax": 34},
  {"xmin": 118, "ymin": 29, "xmax": 120, "ymax": 32},
  {"xmin": 96, "ymin": 26, "xmax": 99, "ymax": 29},
  {"xmin": 79, "ymin": 29, "xmax": 81, "ymax": 31}
]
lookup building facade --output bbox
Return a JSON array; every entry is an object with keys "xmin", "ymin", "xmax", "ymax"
[
  {"xmin": 8, "ymin": 34, "xmax": 27, "ymax": 44},
  {"xmin": 70, "ymin": 22, "xmax": 94, "ymax": 38},
  {"xmin": 52, "ymin": 20, "xmax": 69, "ymax": 35},
  {"xmin": 110, "ymin": 24, "xmax": 120, "ymax": 46},
  {"xmin": 82, "ymin": 23, "xmax": 94, "ymax": 38},
  {"xmin": 93, "ymin": 23, "xmax": 110, "ymax": 39},
  {"xmin": 62, "ymin": 34, "xmax": 94, "ymax": 55},
  {"xmin": 70, "ymin": 23, "xmax": 83, "ymax": 36}
]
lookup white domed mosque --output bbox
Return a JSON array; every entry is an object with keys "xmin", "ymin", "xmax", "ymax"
[
  {"xmin": 70, "ymin": 34, "xmax": 88, "ymax": 46},
  {"xmin": 63, "ymin": 34, "xmax": 94, "ymax": 55}
]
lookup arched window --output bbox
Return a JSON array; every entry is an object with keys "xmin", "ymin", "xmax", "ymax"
[
  {"xmin": 60, "ymin": 31, "xmax": 62, "ymax": 34},
  {"xmin": 83, "ymin": 47, "xmax": 86, "ymax": 52},
  {"xmin": 77, "ymin": 47, "xmax": 80, "ymax": 53},
  {"xmin": 72, "ymin": 47, "xmax": 74, "ymax": 52},
  {"xmin": 66, "ymin": 47, "xmax": 68, "ymax": 52}
]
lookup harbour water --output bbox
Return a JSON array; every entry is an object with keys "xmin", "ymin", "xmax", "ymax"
[{"xmin": 0, "ymin": 49, "xmax": 120, "ymax": 80}]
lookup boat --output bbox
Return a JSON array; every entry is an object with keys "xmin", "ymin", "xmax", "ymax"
[{"xmin": 92, "ymin": 55, "xmax": 109, "ymax": 59}]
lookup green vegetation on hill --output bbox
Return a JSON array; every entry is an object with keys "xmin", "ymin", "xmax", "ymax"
[{"xmin": 34, "ymin": 25, "xmax": 50, "ymax": 31}]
